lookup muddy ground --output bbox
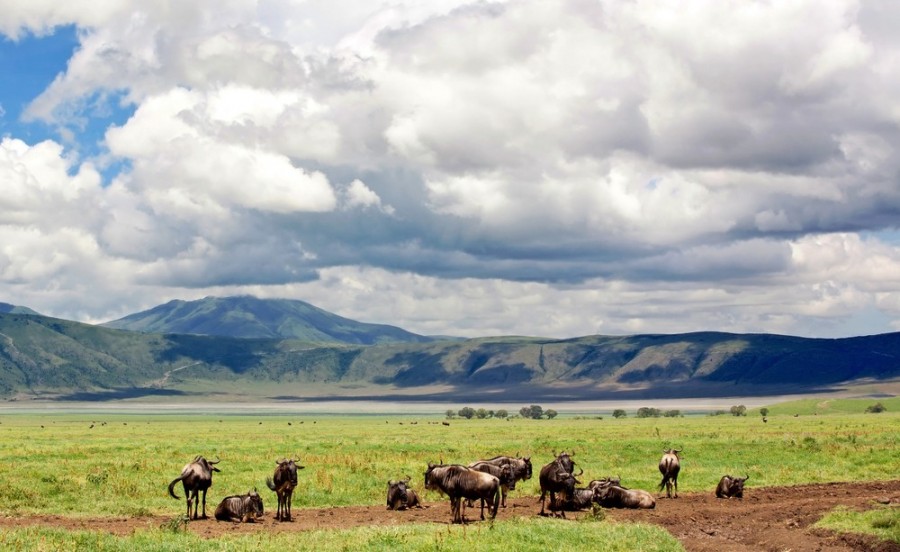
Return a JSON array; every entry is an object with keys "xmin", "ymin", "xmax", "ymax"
[{"xmin": 1, "ymin": 480, "xmax": 897, "ymax": 551}]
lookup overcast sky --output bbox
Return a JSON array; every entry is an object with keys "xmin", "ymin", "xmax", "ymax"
[{"xmin": 2, "ymin": 0, "xmax": 900, "ymax": 339}]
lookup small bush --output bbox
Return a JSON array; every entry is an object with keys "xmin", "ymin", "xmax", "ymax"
[{"xmin": 865, "ymin": 402, "xmax": 886, "ymax": 414}]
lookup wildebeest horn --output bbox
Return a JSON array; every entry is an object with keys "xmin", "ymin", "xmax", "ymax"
[
  {"xmin": 208, "ymin": 457, "xmax": 221, "ymax": 464},
  {"xmin": 387, "ymin": 479, "xmax": 395, "ymax": 486},
  {"xmin": 576, "ymin": 467, "xmax": 584, "ymax": 476},
  {"xmin": 745, "ymin": 474, "xmax": 750, "ymax": 481},
  {"xmin": 403, "ymin": 475, "xmax": 411, "ymax": 483},
  {"xmin": 675, "ymin": 447, "xmax": 682, "ymax": 453}
]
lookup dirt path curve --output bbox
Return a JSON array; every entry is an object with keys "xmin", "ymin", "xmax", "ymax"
[{"xmin": 0, "ymin": 480, "xmax": 897, "ymax": 551}]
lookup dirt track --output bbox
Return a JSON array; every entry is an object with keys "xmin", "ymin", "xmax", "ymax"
[{"xmin": 1, "ymin": 480, "xmax": 897, "ymax": 551}]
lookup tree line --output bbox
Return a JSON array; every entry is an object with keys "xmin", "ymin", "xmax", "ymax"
[{"xmin": 445, "ymin": 405, "xmax": 558, "ymax": 419}]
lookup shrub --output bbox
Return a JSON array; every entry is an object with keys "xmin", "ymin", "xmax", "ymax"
[
  {"xmin": 865, "ymin": 402, "xmax": 886, "ymax": 413},
  {"xmin": 612, "ymin": 409, "xmax": 627, "ymax": 419}
]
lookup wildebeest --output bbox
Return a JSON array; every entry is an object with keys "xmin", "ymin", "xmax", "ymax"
[
  {"xmin": 465, "ymin": 461, "xmax": 515, "ymax": 511},
  {"xmin": 658, "ymin": 448, "xmax": 682, "ymax": 498},
  {"xmin": 266, "ymin": 458, "xmax": 304, "ymax": 521},
  {"xmin": 168, "ymin": 455, "xmax": 221, "ymax": 519},
  {"xmin": 386, "ymin": 477, "xmax": 423, "ymax": 510},
  {"xmin": 214, "ymin": 489, "xmax": 264, "ymax": 522},
  {"xmin": 538, "ymin": 452, "xmax": 582, "ymax": 517},
  {"xmin": 468, "ymin": 455, "xmax": 532, "ymax": 507},
  {"xmin": 715, "ymin": 474, "xmax": 749, "ymax": 499},
  {"xmin": 424, "ymin": 463, "xmax": 500, "ymax": 523},
  {"xmin": 593, "ymin": 483, "xmax": 656, "ymax": 509}
]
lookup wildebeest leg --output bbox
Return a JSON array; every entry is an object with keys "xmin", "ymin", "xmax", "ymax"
[
  {"xmin": 539, "ymin": 490, "xmax": 547, "ymax": 515},
  {"xmin": 285, "ymin": 488, "xmax": 293, "ymax": 521},
  {"xmin": 500, "ymin": 484, "xmax": 508, "ymax": 508},
  {"xmin": 200, "ymin": 488, "xmax": 208, "ymax": 519},
  {"xmin": 673, "ymin": 475, "xmax": 678, "ymax": 498},
  {"xmin": 490, "ymin": 489, "xmax": 500, "ymax": 520}
]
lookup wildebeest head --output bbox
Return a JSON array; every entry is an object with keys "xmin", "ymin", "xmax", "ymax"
[
  {"xmin": 274, "ymin": 458, "xmax": 303, "ymax": 485},
  {"xmin": 247, "ymin": 488, "xmax": 264, "ymax": 517},
  {"xmin": 556, "ymin": 451, "xmax": 576, "ymax": 474},
  {"xmin": 520, "ymin": 456, "xmax": 533, "ymax": 480},
  {"xmin": 195, "ymin": 455, "xmax": 222, "ymax": 474},
  {"xmin": 387, "ymin": 477, "xmax": 412, "ymax": 508}
]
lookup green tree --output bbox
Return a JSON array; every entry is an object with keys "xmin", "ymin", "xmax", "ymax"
[
  {"xmin": 612, "ymin": 409, "xmax": 627, "ymax": 419},
  {"xmin": 475, "ymin": 408, "xmax": 488, "ymax": 419},
  {"xmin": 445, "ymin": 409, "xmax": 456, "ymax": 419},
  {"xmin": 519, "ymin": 406, "xmax": 531, "ymax": 418},
  {"xmin": 495, "ymin": 409, "xmax": 508, "ymax": 419},
  {"xmin": 663, "ymin": 409, "xmax": 681, "ymax": 418},
  {"xmin": 865, "ymin": 402, "xmax": 886, "ymax": 413},
  {"xmin": 528, "ymin": 405, "xmax": 544, "ymax": 419},
  {"xmin": 636, "ymin": 407, "xmax": 661, "ymax": 418},
  {"xmin": 759, "ymin": 407, "xmax": 770, "ymax": 417},
  {"xmin": 730, "ymin": 405, "xmax": 747, "ymax": 417},
  {"xmin": 545, "ymin": 409, "xmax": 558, "ymax": 419},
  {"xmin": 458, "ymin": 407, "xmax": 475, "ymax": 419}
]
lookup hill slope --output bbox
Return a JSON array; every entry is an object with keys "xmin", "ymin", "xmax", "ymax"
[
  {"xmin": 3, "ymin": 310, "xmax": 900, "ymax": 400},
  {"xmin": 0, "ymin": 302, "xmax": 40, "ymax": 315},
  {"xmin": 101, "ymin": 296, "xmax": 436, "ymax": 344}
]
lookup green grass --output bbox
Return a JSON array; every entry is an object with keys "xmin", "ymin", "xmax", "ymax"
[
  {"xmin": 0, "ymin": 411, "xmax": 897, "ymax": 516},
  {"xmin": 762, "ymin": 396, "xmax": 900, "ymax": 416},
  {"xmin": 0, "ymin": 409, "xmax": 896, "ymax": 550},
  {"xmin": 0, "ymin": 519, "xmax": 683, "ymax": 552},
  {"xmin": 815, "ymin": 504, "xmax": 900, "ymax": 544}
]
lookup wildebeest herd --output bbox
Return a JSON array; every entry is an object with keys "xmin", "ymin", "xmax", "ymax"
[{"xmin": 168, "ymin": 447, "xmax": 749, "ymax": 524}]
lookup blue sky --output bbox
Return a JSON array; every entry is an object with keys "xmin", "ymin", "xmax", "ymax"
[{"xmin": 1, "ymin": 1, "xmax": 900, "ymax": 339}]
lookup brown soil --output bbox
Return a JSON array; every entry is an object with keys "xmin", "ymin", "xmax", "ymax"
[{"xmin": 0, "ymin": 480, "xmax": 897, "ymax": 551}]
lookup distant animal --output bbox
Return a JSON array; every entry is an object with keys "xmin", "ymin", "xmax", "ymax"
[
  {"xmin": 424, "ymin": 463, "xmax": 500, "ymax": 523},
  {"xmin": 168, "ymin": 455, "xmax": 221, "ymax": 519},
  {"xmin": 214, "ymin": 489, "xmax": 264, "ymax": 522},
  {"xmin": 266, "ymin": 458, "xmax": 304, "ymax": 521},
  {"xmin": 593, "ymin": 483, "xmax": 656, "ymax": 509},
  {"xmin": 715, "ymin": 475, "xmax": 749, "ymax": 499},
  {"xmin": 539, "ymin": 451, "xmax": 582, "ymax": 517},
  {"xmin": 386, "ymin": 477, "xmax": 423, "ymax": 510},
  {"xmin": 658, "ymin": 448, "xmax": 681, "ymax": 498},
  {"xmin": 468, "ymin": 455, "xmax": 532, "ymax": 507}
]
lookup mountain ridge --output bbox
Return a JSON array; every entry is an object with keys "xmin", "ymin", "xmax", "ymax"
[{"xmin": 1, "ymin": 297, "xmax": 898, "ymax": 401}]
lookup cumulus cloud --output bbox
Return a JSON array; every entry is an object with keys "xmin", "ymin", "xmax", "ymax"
[{"xmin": 2, "ymin": 0, "xmax": 900, "ymax": 338}]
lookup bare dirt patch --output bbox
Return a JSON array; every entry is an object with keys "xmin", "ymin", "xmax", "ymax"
[{"xmin": 0, "ymin": 480, "xmax": 897, "ymax": 551}]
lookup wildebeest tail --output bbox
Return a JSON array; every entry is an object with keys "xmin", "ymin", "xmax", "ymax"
[
  {"xmin": 168, "ymin": 476, "xmax": 184, "ymax": 499},
  {"xmin": 491, "ymin": 487, "xmax": 501, "ymax": 519},
  {"xmin": 266, "ymin": 476, "xmax": 277, "ymax": 491}
]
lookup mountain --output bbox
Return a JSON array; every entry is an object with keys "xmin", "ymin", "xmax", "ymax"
[
  {"xmin": 101, "ymin": 296, "xmax": 437, "ymax": 344},
  {"xmin": 0, "ymin": 302, "xmax": 40, "ymax": 315},
  {"xmin": 2, "ymin": 308, "xmax": 899, "ymax": 401}
]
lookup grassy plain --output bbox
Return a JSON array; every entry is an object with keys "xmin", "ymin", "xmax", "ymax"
[{"xmin": 0, "ymin": 405, "xmax": 897, "ymax": 550}]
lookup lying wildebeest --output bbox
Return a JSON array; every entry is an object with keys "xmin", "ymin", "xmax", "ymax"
[
  {"xmin": 538, "ymin": 452, "xmax": 582, "ymax": 517},
  {"xmin": 658, "ymin": 448, "xmax": 681, "ymax": 498},
  {"xmin": 168, "ymin": 455, "xmax": 221, "ymax": 519},
  {"xmin": 266, "ymin": 458, "xmax": 304, "ymax": 521},
  {"xmin": 593, "ymin": 483, "xmax": 656, "ymax": 509},
  {"xmin": 715, "ymin": 474, "xmax": 749, "ymax": 499},
  {"xmin": 386, "ymin": 477, "xmax": 423, "ymax": 510},
  {"xmin": 214, "ymin": 489, "xmax": 264, "ymax": 522},
  {"xmin": 468, "ymin": 455, "xmax": 532, "ymax": 507},
  {"xmin": 424, "ymin": 463, "xmax": 500, "ymax": 523}
]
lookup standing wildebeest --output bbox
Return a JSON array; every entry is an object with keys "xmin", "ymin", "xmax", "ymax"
[
  {"xmin": 168, "ymin": 455, "xmax": 221, "ymax": 519},
  {"xmin": 716, "ymin": 474, "xmax": 749, "ymax": 499},
  {"xmin": 386, "ymin": 477, "xmax": 423, "ymax": 510},
  {"xmin": 468, "ymin": 455, "xmax": 532, "ymax": 507},
  {"xmin": 266, "ymin": 458, "xmax": 304, "ymax": 521},
  {"xmin": 538, "ymin": 452, "xmax": 582, "ymax": 517},
  {"xmin": 214, "ymin": 489, "xmax": 264, "ymax": 522},
  {"xmin": 465, "ymin": 461, "xmax": 515, "ymax": 511},
  {"xmin": 424, "ymin": 463, "xmax": 500, "ymax": 524},
  {"xmin": 593, "ymin": 483, "xmax": 656, "ymax": 509},
  {"xmin": 658, "ymin": 448, "xmax": 682, "ymax": 498}
]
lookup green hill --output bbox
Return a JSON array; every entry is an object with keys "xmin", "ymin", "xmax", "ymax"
[
  {"xmin": 0, "ymin": 302, "xmax": 40, "ymax": 315},
  {"xmin": 101, "ymin": 296, "xmax": 437, "ymax": 344},
  {"xmin": 2, "ymin": 308, "xmax": 899, "ymax": 401}
]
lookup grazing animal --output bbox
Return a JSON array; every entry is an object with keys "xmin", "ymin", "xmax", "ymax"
[
  {"xmin": 538, "ymin": 451, "xmax": 582, "ymax": 517},
  {"xmin": 593, "ymin": 483, "xmax": 656, "ymax": 509},
  {"xmin": 465, "ymin": 462, "xmax": 515, "ymax": 511},
  {"xmin": 424, "ymin": 463, "xmax": 500, "ymax": 523},
  {"xmin": 266, "ymin": 458, "xmax": 304, "ymax": 521},
  {"xmin": 715, "ymin": 475, "xmax": 749, "ymax": 499},
  {"xmin": 468, "ymin": 455, "xmax": 532, "ymax": 507},
  {"xmin": 214, "ymin": 489, "xmax": 264, "ymax": 522},
  {"xmin": 386, "ymin": 477, "xmax": 423, "ymax": 510},
  {"xmin": 658, "ymin": 448, "xmax": 682, "ymax": 498},
  {"xmin": 168, "ymin": 455, "xmax": 221, "ymax": 519}
]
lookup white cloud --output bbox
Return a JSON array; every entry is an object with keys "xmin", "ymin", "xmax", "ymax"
[{"xmin": 4, "ymin": 0, "xmax": 900, "ymax": 339}]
